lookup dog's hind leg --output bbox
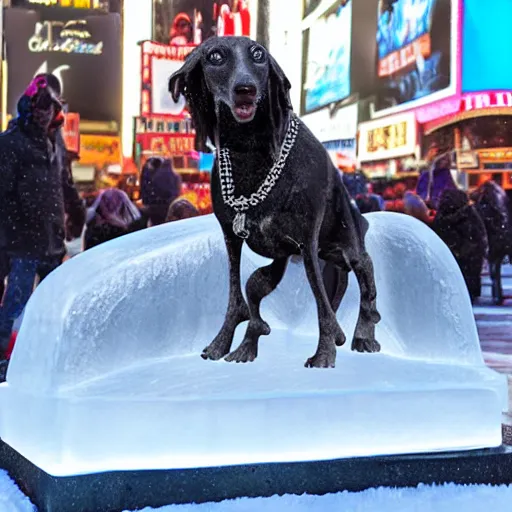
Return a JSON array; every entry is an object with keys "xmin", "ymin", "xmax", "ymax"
[
  {"xmin": 225, "ymin": 257, "xmax": 288, "ymax": 363},
  {"xmin": 351, "ymin": 251, "xmax": 381, "ymax": 353},
  {"xmin": 202, "ymin": 235, "xmax": 250, "ymax": 361},
  {"xmin": 303, "ymin": 243, "xmax": 345, "ymax": 368},
  {"xmin": 322, "ymin": 261, "xmax": 349, "ymax": 316},
  {"xmin": 321, "ymin": 261, "xmax": 348, "ymax": 346}
]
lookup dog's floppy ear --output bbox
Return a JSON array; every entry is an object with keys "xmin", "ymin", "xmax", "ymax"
[
  {"xmin": 267, "ymin": 54, "xmax": 293, "ymax": 154},
  {"xmin": 168, "ymin": 48, "xmax": 215, "ymax": 153},
  {"xmin": 168, "ymin": 47, "xmax": 201, "ymax": 102}
]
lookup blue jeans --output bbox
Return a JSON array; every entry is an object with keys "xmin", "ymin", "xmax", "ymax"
[{"xmin": 0, "ymin": 258, "xmax": 39, "ymax": 356}]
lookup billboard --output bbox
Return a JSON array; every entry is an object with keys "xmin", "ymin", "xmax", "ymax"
[
  {"xmin": 462, "ymin": 0, "xmax": 512, "ymax": 92},
  {"xmin": 140, "ymin": 41, "xmax": 196, "ymax": 117},
  {"xmin": 301, "ymin": 0, "xmax": 352, "ymax": 114},
  {"xmin": 152, "ymin": 0, "xmax": 251, "ymax": 45},
  {"xmin": 374, "ymin": 0, "xmax": 458, "ymax": 116},
  {"xmin": 4, "ymin": 7, "xmax": 122, "ymax": 123}
]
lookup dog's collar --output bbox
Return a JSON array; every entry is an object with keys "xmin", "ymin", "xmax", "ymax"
[{"xmin": 217, "ymin": 113, "xmax": 300, "ymax": 239}]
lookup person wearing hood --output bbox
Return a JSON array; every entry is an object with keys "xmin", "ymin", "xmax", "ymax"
[
  {"xmin": 140, "ymin": 157, "xmax": 182, "ymax": 226},
  {"xmin": 471, "ymin": 180, "xmax": 512, "ymax": 305},
  {"xmin": 84, "ymin": 188, "xmax": 145, "ymax": 250},
  {"xmin": 416, "ymin": 154, "xmax": 458, "ymax": 210},
  {"xmin": 169, "ymin": 12, "xmax": 193, "ymax": 45},
  {"xmin": 432, "ymin": 189, "xmax": 488, "ymax": 303},
  {"xmin": 0, "ymin": 75, "xmax": 84, "ymax": 377}
]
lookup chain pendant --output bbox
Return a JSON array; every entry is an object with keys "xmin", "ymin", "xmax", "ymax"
[{"xmin": 233, "ymin": 212, "xmax": 250, "ymax": 239}]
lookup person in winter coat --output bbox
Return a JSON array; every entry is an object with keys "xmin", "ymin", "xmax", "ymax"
[
  {"xmin": 140, "ymin": 157, "xmax": 182, "ymax": 226},
  {"xmin": 471, "ymin": 180, "xmax": 512, "ymax": 305},
  {"xmin": 432, "ymin": 189, "xmax": 488, "ymax": 303},
  {"xmin": 0, "ymin": 75, "xmax": 85, "ymax": 374},
  {"xmin": 341, "ymin": 170, "xmax": 368, "ymax": 200},
  {"xmin": 416, "ymin": 153, "xmax": 457, "ymax": 210},
  {"xmin": 84, "ymin": 188, "xmax": 145, "ymax": 250},
  {"xmin": 355, "ymin": 194, "xmax": 382, "ymax": 214}
]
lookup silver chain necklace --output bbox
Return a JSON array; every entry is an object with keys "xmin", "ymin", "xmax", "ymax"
[{"xmin": 217, "ymin": 114, "xmax": 300, "ymax": 239}]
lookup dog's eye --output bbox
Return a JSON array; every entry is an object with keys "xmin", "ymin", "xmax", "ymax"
[
  {"xmin": 250, "ymin": 46, "xmax": 265, "ymax": 62},
  {"xmin": 208, "ymin": 50, "xmax": 224, "ymax": 65}
]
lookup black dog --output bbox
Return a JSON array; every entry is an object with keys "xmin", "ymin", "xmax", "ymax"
[{"xmin": 169, "ymin": 37, "xmax": 381, "ymax": 368}]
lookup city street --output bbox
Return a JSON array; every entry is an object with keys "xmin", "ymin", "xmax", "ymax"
[{"xmin": 475, "ymin": 265, "xmax": 512, "ymax": 423}]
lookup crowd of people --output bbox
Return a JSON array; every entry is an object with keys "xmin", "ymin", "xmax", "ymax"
[
  {"xmin": 0, "ymin": 74, "xmax": 199, "ymax": 381},
  {"xmin": 346, "ymin": 154, "xmax": 512, "ymax": 308}
]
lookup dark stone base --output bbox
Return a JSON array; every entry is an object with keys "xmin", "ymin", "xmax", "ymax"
[{"xmin": 2, "ymin": 440, "xmax": 512, "ymax": 512}]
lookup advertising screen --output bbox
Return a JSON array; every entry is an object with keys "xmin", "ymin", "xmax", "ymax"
[
  {"xmin": 374, "ymin": 0, "xmax": 456, "ymax": 115},
  {"xmin": 301, "ymin": 0, "xmax": 352, "ymax": 114},
  {"xmin": 4, "ymin": 7, "xmax": 122, "ymax": 123},
  {"xmin": 152, "ymin": 0, "xmax": 251, "ymax": 45},
  {"xmin": 462, "ymin": 0, "xmax": 512, "ymax": 92}
]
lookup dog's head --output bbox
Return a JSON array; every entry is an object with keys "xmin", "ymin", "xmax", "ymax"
[{"xmin": 169, "ymin": 36, "xmax": 292, "ymax": 151}]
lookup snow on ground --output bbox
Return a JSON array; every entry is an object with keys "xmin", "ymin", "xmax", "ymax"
[
  {"xmin": 0, "ymin": 471, "xmax": 36, "ymax": 512},
  {"xmin": 2, "ymin": 470, "xmax": 512, "ymax": 512},
  {"xmin": 124, "ymin": 484, "xmax": 512, "ymax": 512},
  {"xmin": 2, "ymin": 466, "xmax": 512, "ymax": 512}
]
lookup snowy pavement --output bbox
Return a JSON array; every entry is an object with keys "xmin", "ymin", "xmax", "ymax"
[
  {"xmin": 474, "ymin": 268, "xmax": 512, "ymax": 376},
  {"xmin": 2, "ymin": 467, "xmax": 512, "ymax": 512}
]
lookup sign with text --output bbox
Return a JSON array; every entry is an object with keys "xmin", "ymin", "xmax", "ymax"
[
  {"xmin": 12, "ymin": 0, "xmax": 110, "ymax": 10},
  {"xmin": 358, "ymin": 112, "xmax": 417, "ymax": 162},
  {"xmin": 5, "ymin": 7, "xmax": 121, "ymax": 123},
  {"xmin": 461, "ymin": 91, "xmax": 512, "ymax": 112},
  {"xmin": 79, "ymin": 134, "xmax": 121, "ymax": 168}
]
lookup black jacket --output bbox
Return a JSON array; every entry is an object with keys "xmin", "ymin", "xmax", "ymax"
[{"xmin": 0, "ymin": 119, "xmax": 84, "ymax": 259}]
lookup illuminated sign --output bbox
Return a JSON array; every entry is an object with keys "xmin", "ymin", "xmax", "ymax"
[
  {"xmin": 28, "ymin": 20, "xmax": 103, "ymax": 55},
  {"xmin": 136, "ymin": 132, "xmax": 196, "ymax": 156},
  {"xmin": 63, "ymin": 112, "xmax": 80, "ymax": 154},
  {"xmin": 80, "ymin": 135, "xmax": 121, "ymax": 167},
  {"xmin": 358, "ymin": 112, "xmax": 417, "ymax": 162},
  {"xmin": 366, "ymin": 122, "xmax": 408, "ymax": 154},
  {"xmin": 478, "ymin": 148, "xmax": 512, "ymax": 161},
  {"xmin": 26, "ymin": 0, "xmax": 108, "ymax": 8},
  {"xmin": 456, "ymin": 150, "xmax": 478, "ymax": 169},
  {"xmin": 462, "ymin": 91, "xmax": 512, "ymax": 111},
  {"xmin": 378, "ymin": 33, "xmax": 431, "ymax": 78},
  {"xmin": 140, "ymin": 40, "xmax": 196, "ymax": 117}
]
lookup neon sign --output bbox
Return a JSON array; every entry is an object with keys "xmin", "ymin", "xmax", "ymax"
[
  {"xmin": 28, "ymin": 20, "xmax": 103, "ymax": 55},
  {"xmin": 462, "ymin": 91, "xmax": 512, "ymax": 111}
]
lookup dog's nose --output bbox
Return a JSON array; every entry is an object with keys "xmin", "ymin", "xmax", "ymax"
[{"xmin": 234, "ymin": 84, "xmax": 257, "ymax": 97}]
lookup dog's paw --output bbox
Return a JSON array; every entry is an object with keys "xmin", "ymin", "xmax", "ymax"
[
  {"xmin": 201, "ymin": 341, "xmax": 231, "ymax": 361},
  {"xmin": 225, "ymin": 341, "xmax": 258, "ymax": 364},
  {"xmin": 335, "ymin": 328, "xmax": 346, "ymax": 347},
  {"xmin": 304, "ymin": 347, "xmax": 336, "ymax": 369},
  {"xmin": 351, "ymin": 337, "xmax": 381, "ymax": 353}
]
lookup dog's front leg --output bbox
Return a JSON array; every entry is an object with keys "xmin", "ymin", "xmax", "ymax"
[
  {"xmin": 202, "ymin": 233, "xmax": 250, "ymax": 361},
  {"xmin": 303, "ymin": 241, "xmax": 345, "ymax": 368}
]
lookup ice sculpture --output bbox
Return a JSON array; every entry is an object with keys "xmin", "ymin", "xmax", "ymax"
[{"xmin": 0, "ymin": 212, "xmax": 507, "ymax": 477}]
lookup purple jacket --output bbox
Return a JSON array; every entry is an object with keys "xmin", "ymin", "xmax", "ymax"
[{"xmin": 416, "ymin": 167, "xmax": 457, "ymax": 209}]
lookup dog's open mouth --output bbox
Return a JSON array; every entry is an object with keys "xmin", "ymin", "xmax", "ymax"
[{"xmin": 233, "ymin": 100, "xmax": 256, "ymax": 122}]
